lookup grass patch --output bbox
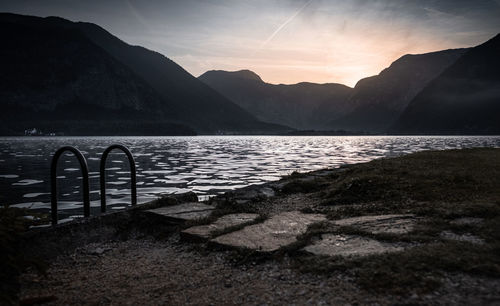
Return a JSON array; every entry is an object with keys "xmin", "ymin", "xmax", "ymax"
[
  {"xmin": 294, "ymin": 241, "xmax": 500, "ymax": 295},
  {"xmin": 281, "ymin": 178, "xmax": 327, "ymax": 194},
  {"xmin": 135, "ymin": 192, "xmax": 199, "ymax": 210},
  {"xmin": 324, "ymin": 200, "xmax": 500, "ymax": 222},
  {"xmin": 321, "ymin": 148, "xmax": 500, "ymax": 206},
  {"xmin": 210, "ymin": 196, "xmax": 260, "ymax": 216},
  {"xmin": 284, "ymin": 171, "xmax": 308, "ymax": 179}
]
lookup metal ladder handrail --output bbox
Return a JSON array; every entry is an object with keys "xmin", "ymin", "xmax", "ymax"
[
  {"xmin": 99, "ymin": 144, "xmax": 137, "ymax": 213},
  {"xmin": 50, "ymin": 146, "xmax": 90, "ymax": 225}
]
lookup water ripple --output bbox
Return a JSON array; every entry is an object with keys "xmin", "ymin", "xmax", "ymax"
[{"xmin": 0, "ymin": 135, "xmax": 498, "ymax": 215}]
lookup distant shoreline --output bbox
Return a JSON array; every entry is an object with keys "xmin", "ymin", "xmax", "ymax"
[{"xmin": 2, "ymin": 133, "xmax": 500, "ymax": 137}]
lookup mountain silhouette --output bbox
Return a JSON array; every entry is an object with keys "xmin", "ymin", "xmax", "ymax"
[
  {"xmin": 0, "ymin": 13, "xmax": 288, "ymax": 135},
  {"xmin": 2, "ymin": 13, "xmax": 497, "ymax": 136},
  {"xmin": 390, "ymin": 34, "xmax": 500, "ymax": 135},
  {"xmin": 329, "ymin": 48, "xmax": 468, "ymax": 133},
  {"xmin": 199, "ymin": 70, "xmax": 352, "ymax": 130}
]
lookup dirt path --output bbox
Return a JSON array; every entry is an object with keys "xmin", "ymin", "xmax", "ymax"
[{"xmin": 20, "ymin": 235, "xmax": 500, "ymax": 305}]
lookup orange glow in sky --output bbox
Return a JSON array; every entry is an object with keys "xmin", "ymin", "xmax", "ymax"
[{"xmin": 158, "ymin": 1, "xmax": 498, "ymax": 87}]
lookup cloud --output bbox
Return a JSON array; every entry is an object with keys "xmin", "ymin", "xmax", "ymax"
[
  {"xmin": 1, "ymin": 0, "xmax": 499, "ymax": 86},
  {"xmin": 257, "ymin": 0, "xmax": 313, "ymax": 51}
]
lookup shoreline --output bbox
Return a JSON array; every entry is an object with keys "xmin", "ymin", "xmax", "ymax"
[
  {"xmin": 3, "ymin": 148, "xmax": 500, "ymax": 304},
  {"xmin": 3, "ymin": 134, "xmax": 500, "ymax": 138}
]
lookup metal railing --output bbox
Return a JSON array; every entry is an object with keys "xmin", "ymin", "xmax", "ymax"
[
  {"xmin": 100, "ymin": 144, "xmax": 137, "ymax": 212},
  {"xmin": 50, "ymin": 144, "xmax": 136, "ymax": 225},
  {"xmin": 50, "ymin": 146, "xmax": 90, "ymax": 225}
]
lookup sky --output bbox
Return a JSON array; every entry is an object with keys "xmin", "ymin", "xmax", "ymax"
[{"xmin": 1, "ymin": 0, "xmax": 500, "ymax": 87}]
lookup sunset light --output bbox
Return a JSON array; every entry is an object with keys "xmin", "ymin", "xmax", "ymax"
[
  {"xmin": 2, "ymin": 0, "xmax": 499, "ymax": 86},
  {"xmin": 1, "ymin": 1, "xmax": 500, "ymax": 304}
]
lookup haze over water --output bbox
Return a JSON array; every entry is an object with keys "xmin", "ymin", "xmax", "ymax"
[{"xmin": 1, "ymin": 135, "xmax": 499, "ymax": 222}]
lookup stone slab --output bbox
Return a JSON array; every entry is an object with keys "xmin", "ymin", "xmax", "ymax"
[
  {"xmin": 144, "ymin": 202, "xmax": 215, "ymax": 223},
  {"xmin": 303, "ymin": 234, "xmax": 405, "ymax": 257},
  {"xmin": 440, "ymin": 231, "xmax": 485, "ymax": 244},
  {"xmin": 181, "ymin": 213, "xmax": 260, "ymax": 240},
  {"xmin": 332, "ymin": 214, "xmax": 416, "ymax": 234},
  {"xmin": 450, "ymin": 217, "xmax": 484, "ymax": 226},
  {"xmin": 231, "ymin": 186, "xmax": 276, "ymax": 200},
  {"xmin": 259, "ymin": 187, "xmax": 275, "ymax": 198},
  {"xmin": 210, "ymin": 211, "xmax": 326, "ymax": 252}
]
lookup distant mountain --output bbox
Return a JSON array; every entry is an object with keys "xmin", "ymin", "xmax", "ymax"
[
  {"xmin": 199, "ymin": 49, "xmax": 468, "ymax": 133},
  {"xmin": 390, "ymin": 34, "xmax": 500, "ymax": 135},
  {"xmin": 0, "ymin": 13, "xmax": 287, "ymax": 135},
  {"xmin": 329, "ymin": 48, "xmax": 468, "ymax": 133},
  {"xmin": 199, "ymin": 70, "xmax": 352, "ymax": 130}
]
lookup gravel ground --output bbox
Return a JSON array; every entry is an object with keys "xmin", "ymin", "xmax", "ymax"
[{"xmin": 20, "ymin": 236, "xmax": 500, "ymax": 305}]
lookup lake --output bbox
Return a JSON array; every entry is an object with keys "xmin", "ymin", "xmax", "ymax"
[{"xmin": 1, "ymin": 135, "xmax": 499, "ymax": 222}]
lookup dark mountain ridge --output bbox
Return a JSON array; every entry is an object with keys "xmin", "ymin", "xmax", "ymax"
[
  {"xmin": 328, "ymin": 48, "xmax": 469, "ymax": 133},
  {"xmin": 0, "ymin": 14, "xmax": 187, "ymax": 135},
  {"xmin": 390, "ymin": 33, "xmax": 500, "ymax": 134},
  {"xmin": 0, "ymin": 13, "xmax": 287, "ymax": 135},
  {"xmin": 200, "ymin": 48, "xmax": 468, "ymax": 133},
  {"xmin": 2, "ymin": 13, "xmax": 497, "ymax": 136},
  {"xmin": 199, "ymin": 70, "xmax": 353, "ymax": 130}
]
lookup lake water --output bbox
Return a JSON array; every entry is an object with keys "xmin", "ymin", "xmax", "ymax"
[{"xmin": 1, "ymin": 136, "xmax": 499, "ymax": 222}]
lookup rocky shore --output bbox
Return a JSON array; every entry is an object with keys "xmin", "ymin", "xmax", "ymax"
[{"xmin": 6, "ymin": 148, "xmax": 500, "ymax": 305}]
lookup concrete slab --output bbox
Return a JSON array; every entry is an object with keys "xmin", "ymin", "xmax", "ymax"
[
  {"xmin": 181, "ymin": 213, "xmax": 260, "ymax": 241},
  {"xmin": 211, "ymin": 211, "xmax": 326, "ymax": 252},
  {"xmin": 333, "ymin": 214, "xmax": 416, "ymax": 234},
  {"xmin": 303, "ymin": 234, "xmax": 405, "ymax": 257},
  {"xmin": 144, "ymin": 202, "xmax": 215, "ymax": 223}
]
